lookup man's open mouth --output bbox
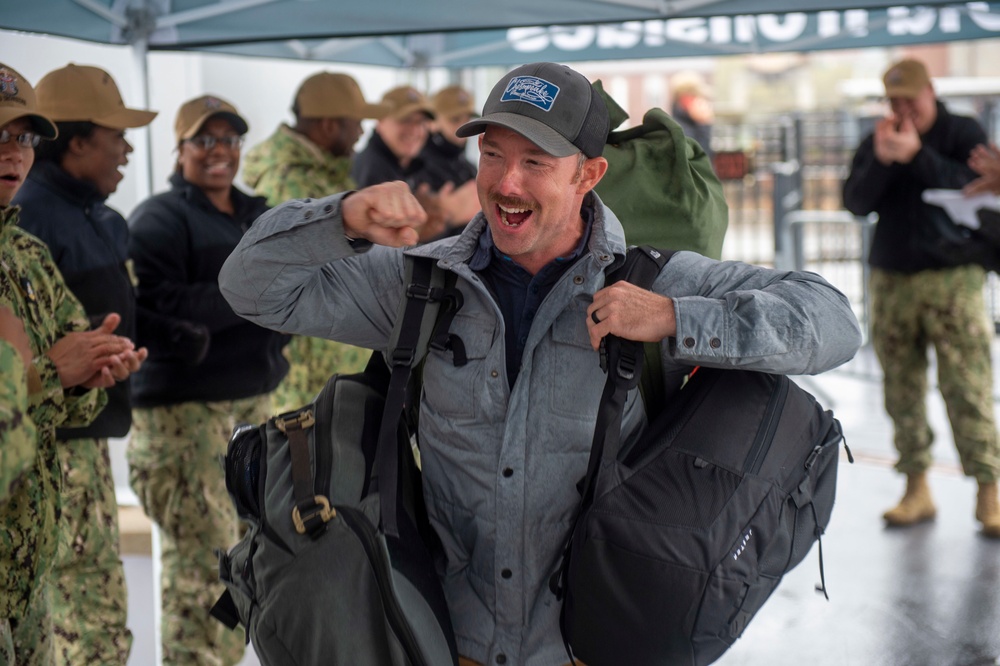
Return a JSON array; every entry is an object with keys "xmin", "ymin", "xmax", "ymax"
[{"xmin": 498, "ymin": 203, "xmax": 532, "ymax": 227}]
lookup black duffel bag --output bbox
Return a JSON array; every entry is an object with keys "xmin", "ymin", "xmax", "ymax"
[{"xmin": 552, "ymin": 246, "xmax": 850, "ymax": 666}]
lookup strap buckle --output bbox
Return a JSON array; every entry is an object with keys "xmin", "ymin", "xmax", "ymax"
[
  {"xmin": 391, "ymin": 346, "xmax": 416, "ymax": 367},
  {"xmin": 405, "ymin": 283, "xmax": 444, "ymax": 301},
  {"xmin": 274, "ymin": 409, "xmax": 315, "ymax": 433},
  {"xmin": 292, "ymin": 495, "xmax": 336, "ymax": 535}
]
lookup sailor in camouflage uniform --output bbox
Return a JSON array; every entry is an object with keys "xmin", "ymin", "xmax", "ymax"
[
  {"xmin": 844, "ymin": 59, "xmax": 1000, "ymax": 536},
  {"xmin": 242, "ymin": 72, "xmax": 387, "ymax": 412},
  {"xmin": 0, "ymin": 307, "xmax": 37, "ymax": 666},
  {"xmin": 15, "ymin": 64, "xmax": 156, "ymax": 666},
  {"xmin": 0, "ymin": 62, "xmax": 141, "ymax": 666}
]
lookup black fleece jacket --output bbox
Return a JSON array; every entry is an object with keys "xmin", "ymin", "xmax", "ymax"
[
  {"xmin": 127, "ymin": 173, "xmax": 288, "ymax": 407},
  {"xmin": 419, "ymin": 132, "xmax": 477, "ymax": 191},
  {"xmin": 843, "ymin": 102, "xmax": 987, "ymax": 274},
  {"xmin": 351, "ymin": 130, "xmax": 436, "ymax": 190},
  {"xmin": 15, "ymin": 160, "xmax": 136, "ymax": 438}
]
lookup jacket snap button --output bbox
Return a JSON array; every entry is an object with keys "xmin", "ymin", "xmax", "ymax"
[
  {"xmin": 495, "ymin": 655, "xmax": 507, "ymax": 665},
  {"xmin": 303, "ymin": 210, "xmax": 313, "ymax": 219},
  {"xmin": 684, "ymin": 337, "xmax": 696, "ymax": 348},
  {"xmin": 501, "ymin": 568, "xmax": 512, "ymax": 579},
  {"xmin": 491, "ymin": 370, "xmax": 499, "ymax": 378},
  {"xmin": 502, "ymin": 467, "xmax": 513, "ymax": 478},
  {"xmin": 573, "ymin": 275, "xmax": 584, "ymax": 285},
  {"xmin": 710, "ymin": 337, "xmax": 721, "ymax": 349},
  {"xmin": 323, "ymin": 204, "xmax": 334, "ymax": 213}
]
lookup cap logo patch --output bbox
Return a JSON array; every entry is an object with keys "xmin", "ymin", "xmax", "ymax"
[
  {"xmin": 204, "ymin": 97, "xmax": 223, "ymax": 110},
  {"xmin": 0, "ymin": 71, "xmax": 19, "ymax": 98},
  {"xmin": 501, "ymin": 76, "xmax": 559, "ymax": 112}
]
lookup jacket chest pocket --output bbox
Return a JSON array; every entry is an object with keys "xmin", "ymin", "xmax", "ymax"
[
  {"xmin": 421, "ymin": 314, "xmax": 495, "ymax": 421},
  {"xmin": 548, "ymin": 304, "xmax": 604, "ymax": 418}
]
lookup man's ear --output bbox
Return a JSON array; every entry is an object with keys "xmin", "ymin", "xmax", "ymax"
[
  {"xmin": 67, "ymin": 134, "xmax": 89, "ymax": 156},
  {"xmin": 577, "ymin": 156, "xmax": 608, "ymax": 194},
  {"xmin": 319, "ymin": 117, "xmax": 338, "ymax": 137}
]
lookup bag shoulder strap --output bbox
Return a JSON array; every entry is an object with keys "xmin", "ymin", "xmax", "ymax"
[
  {"xmin": 550, "ymin": 245, "xmax": 674, "ymax": 607},
  {"xmin": 604, "ymin": 246, "xmax": 673, "ymax": 421},
  {"xmin": 573, "ymin": 246, "xmax": 674, "ymax": 511},
  {"xmin": 377, "ymin": 255, "xmax": 462, "ymax": 537}
]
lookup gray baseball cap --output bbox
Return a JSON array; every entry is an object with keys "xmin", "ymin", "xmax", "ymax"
[{"xmin": 456, "ymin": 62, "xmax": 609, "ymax": 159}]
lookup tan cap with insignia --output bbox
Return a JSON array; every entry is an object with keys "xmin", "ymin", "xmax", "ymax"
[
  {"xmin": 0, "ymin": 63, "xmax": 58, "ymax": 139},
  {"xmin": 174, "ymin": 95, "xmax": 249, "ymax": 143},
  {"xmin": 431, "ymin": 85, "xmax": 478, "ymax": 120},
  {"xmin": 883, "ymin": 59, "xmax": 932, "ymax": 99},
  {"xmin": 381, "ymin": 86, "xmax": 435, "ymax": 121},
  {"xmin": 294, "ymin": 72, "xmax": 389, "ymax": 121},
  {"xmin": 35, "ymin": 63, "xmax": 156, "ymax": 129}
]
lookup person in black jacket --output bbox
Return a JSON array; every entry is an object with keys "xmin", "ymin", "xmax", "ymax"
[
  {"xmin": 843, "ymin": 58, "xmax": 1000, "ymax": 538},
  {"xmin": 126, "ymin": 95, "xmax": 288, "ymax": 666},
  {"xmin": 351, "ymin": 85, "xmax": 456, "ymax": 241},
  {"xmin": 13, "ymin": 62, "xmax": 157, "ymax": 665},
  {"xmin": 422, "ymin": 84, "xmax": 478, "ymax": 191},
  {"xmin": 420, "ymin": 84, "xmax": 481, "ymax": 234}
]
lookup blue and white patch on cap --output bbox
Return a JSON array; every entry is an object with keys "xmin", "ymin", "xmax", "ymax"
[{"xmin": 500, "ymin": 76, "xmax": 559, "ymax": 112}]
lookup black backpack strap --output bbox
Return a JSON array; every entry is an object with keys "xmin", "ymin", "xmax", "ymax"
[
  {"xmin": 377, "ymin": 255, "xmax": 460, "ymax": 538},
  {"xmin": 588, "ymin": 246, "xmax": 673, "ymax": 476},
  {"xmin": 551, "ymin": 246, "xmax": 673, "ymax": 604}
]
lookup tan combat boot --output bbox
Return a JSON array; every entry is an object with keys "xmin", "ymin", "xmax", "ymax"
[
  {"xmin": 883, "ymin": 472, "xmax": 936, "ymax": 526},
  {"xmin": 976, "ymin": 481, "xmax": 1000, "ymax": 538}
]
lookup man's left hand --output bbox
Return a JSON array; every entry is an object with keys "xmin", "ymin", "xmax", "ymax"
[
  {"xmin": 587, "ymin": 281, "xmax": 676, "ymax": 351},
  {"xmin": 877, "ymin": 116, "xmax": 922, "ymax": 165}
]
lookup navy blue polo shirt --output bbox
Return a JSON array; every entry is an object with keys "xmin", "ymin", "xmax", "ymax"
[{"xmin": 469, "ymin": 208, "xmax": 593, "ymax": 388}]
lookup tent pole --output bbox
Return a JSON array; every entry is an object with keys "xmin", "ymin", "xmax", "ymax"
[{"xmin": 131, "ymin": 35, "xmax": 154, "ymax": 204}]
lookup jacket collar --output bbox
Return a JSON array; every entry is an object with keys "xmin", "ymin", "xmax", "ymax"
[
  {"xmin": 0, "ymin": 205, "xmax": 19, "ymax": 232},
  {"xmin": 167, "ymin": 171, "xmax": 266, "ymax": 222},
  {"xmin": 425, "ymin": 133, "xmax": 465, "ymax": 159},
  {"xmin": 27, "ymin": 160, "xmax": 106, "ymax": 207},
  {"xmin": 922, "ymin": 100, "xmax": 951, "ymax": 140},
  {"xmin": 368, "ymin": 130, "xmax": 426, "ymax": 172}
]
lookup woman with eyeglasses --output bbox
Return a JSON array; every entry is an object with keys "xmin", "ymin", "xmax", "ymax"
[
  {"xmin": 126, "ymin": 96, "xmax": 289, "ymax": 666},
  {"xmin": 14, "ymin": 63, "xmax": 156, "ymax": 666}
]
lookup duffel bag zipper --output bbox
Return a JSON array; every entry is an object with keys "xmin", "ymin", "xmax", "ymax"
[
  {"xmin": 312, "ymin": 378, "xmax": 339, "ymax": 501},
  {"xmin": 744, "ymin": 376, "xmax": 788, "ymax": 475},
  {"xmin": 338, "ymin": 505, "xmax": 429, "ymax": 666}
]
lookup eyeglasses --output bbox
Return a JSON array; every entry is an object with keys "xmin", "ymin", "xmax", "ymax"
[
  {"xmin": 0, "ymin": 130, "xmax": 41, "ymax": 148},
  {"xmin": 184, "ymin": 135, "xmax": 244, "ymax": 151}
]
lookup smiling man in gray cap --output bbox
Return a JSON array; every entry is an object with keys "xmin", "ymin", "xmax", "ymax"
[{"xmin": 220, "ymin": 62, "xmax": 861, "ymax": 665}]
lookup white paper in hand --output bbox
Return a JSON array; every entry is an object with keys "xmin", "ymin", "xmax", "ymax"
[{"xmin": 922, "ymin": 189, "xmax": 1000, "ymax": 229}]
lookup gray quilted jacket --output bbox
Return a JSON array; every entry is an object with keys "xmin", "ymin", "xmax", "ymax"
[{"xmin": 220, "ymin": 190, "xmax": 862, "ymax": 666}]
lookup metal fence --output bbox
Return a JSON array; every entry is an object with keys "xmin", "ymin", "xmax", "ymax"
[{"xmin": 712, "ymin": 111, "xmax": 1000, "ymax": 337}]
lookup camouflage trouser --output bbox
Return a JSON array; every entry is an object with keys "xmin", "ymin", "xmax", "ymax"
[
  {"xmin": 48, "ymin": 437, "xmax": 131, "ymax": 665},
  {"xmin": 271, "ymin": 336, "xmax": 371, "ymax": 414},
  {"xmin": 128, "ymin": 395, "xmax": 272, "ymax": 666},
  {"xmin": 7, "ymin": 578, "xmax": 54, "ymax": 666},
  {"xmin": 871, "ymin": 266, "xmax": 1000, "ymax": 481},
  {"xmin": 0, "ymin": 620, "xmax": 9, "ymax": 666}
]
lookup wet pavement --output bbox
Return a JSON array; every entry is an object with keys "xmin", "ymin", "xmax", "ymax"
[
  {"xmin": 121, "ymin": 344, "xmax": 1000, "ymax": 666},
  {"xmin": 719, "ymin": 345, "xmax": 1000, "ymax": 666}
]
